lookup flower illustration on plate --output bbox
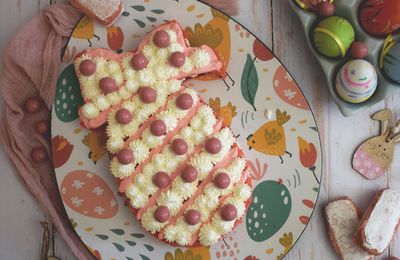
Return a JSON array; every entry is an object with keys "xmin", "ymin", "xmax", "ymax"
[
  {"xmin": 298, "ymin": 136, "xmax": 319, "ymax": 184},
  {"xmin": 52, "ymin": 135, "xmax": 74, "ymax": 168},
  {"xmin": 277, "ymin": 232, "xmax": 293, "ymax": 260},
  {"xmin": 107, "ymin": 25, "xmax": 124, "ymax": 53},
  {"xmin": 164, "ymin": 247, "xmax": 210, "ymax": 260},
  {"xmin": 253, "ymin": 38, "xmax": 273, "ymax": 62}
]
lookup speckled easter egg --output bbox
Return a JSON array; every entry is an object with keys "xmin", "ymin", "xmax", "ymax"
[
  {"xmin": 313, "ymin": 16, "xmax": 355, "ymax": 58},
  {"xmin": 359, "ymin": 0, "xmax": 400, "ymax": 37},
  {"xmin": 383, "ymin": 41, "xmax": 400, "ymax": 84},
  {"xmin": 55, "ymin": 64, "xmax": 84, "ymax": 122},
  {"xmin": 61, "ymin": 170, "xmax": 118, "ymax": 219},
  {"xmin": 335, "ymin": 59, "xmax": 378, "ymax": 103},
  {"xmin": 246, "ymin": 180, "xmax": 291, "ymax": 242}
]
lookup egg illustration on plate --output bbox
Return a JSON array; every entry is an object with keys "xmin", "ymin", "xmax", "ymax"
[
  {"xmin": 359, "ymin": 0, "xmax": 400, "ymax": 37},
  {"xmin": 313, "ymin": 16, "xmax": 355, "ymax": 58},
  {"xmin": 382, "ymin": 40, "xmax": 400, "ymax": 84},
  {"xmin": 61, "ymin": 170, "xmax": 119, "ymax": 219},
  {"xmin": 335, "ymin": 59, "xmax": 378, "ymax": 103}
]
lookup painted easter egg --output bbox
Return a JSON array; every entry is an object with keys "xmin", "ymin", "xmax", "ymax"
[
  {"xmin": 273, "ymin": 65, "xmax": 309, "ymax": 110},
  {"xmin": 313, "ymin": 16, "xmax": 355, "ymax": 58},
  {"xmin": 383, "ymin": 41, "xmax": 400, "ymax": 84},
  {"xmin": 335, "ymin": 59, "xmax": 378, "ymax": 104},
  {"xmin": 61, "ymin": 170, "xmax": 118, "ymax": 218},
  {"xmin": 246, "ymin": 180, "xmax": 291, "ymax": 242},
  {"xmin": 55, "ymin": 64, "xmax": 84, "ymax": 122},
  {"xmin": 295, "ymin": 0, "xmax": 334, "ymax": 10},
  {"xmin": 359, "ymin": 0, "xmax": 400, "ymax": 37},
  {"xmin": 51, "ymin": 135, "xmax": 74, "ymax": 168}
]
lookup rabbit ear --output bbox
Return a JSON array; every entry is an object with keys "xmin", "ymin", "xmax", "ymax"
[
  {"xmin": 392, "ymin": 133, "xmax": 400, "ymax": 143},
  {"xmin": 372, "ymin": 109, "xmax": 392, "ymax": 135}
]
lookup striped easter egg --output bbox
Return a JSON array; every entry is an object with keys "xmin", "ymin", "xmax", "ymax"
[{"xmin": 335, "ymin": 59, "xmax": 377, "ymax": 104}]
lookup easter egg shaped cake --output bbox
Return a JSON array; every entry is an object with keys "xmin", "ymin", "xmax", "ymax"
[{"xmin": 74, "ymin": 21, "xmax": 252, "ymax": 247}]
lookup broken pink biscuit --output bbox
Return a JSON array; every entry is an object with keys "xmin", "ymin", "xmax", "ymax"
[
  {"xmin": 355, "ymin": 189, "xmax": 400, "ymax": 256},
  {"xmin": 69, "ymin": 0, "xmax": 124, "ymax": 26},
  {"xmin": 74, "ymin": 21, "xmax": 223, "ymax": 129},
  {"xmin": 325, "ymin": 198, "xmax": 373, "ymax": 260}
]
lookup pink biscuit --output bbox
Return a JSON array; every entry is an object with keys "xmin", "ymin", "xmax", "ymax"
[{"xmin": 69, "ymin": 0, "xmax": 124, "ymax": 26}]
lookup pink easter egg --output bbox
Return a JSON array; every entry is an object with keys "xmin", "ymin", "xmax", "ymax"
[
  {"xmin": 273, "ymin": 65, "xmax": 309, "ymax": 110},
  {"xmin": 61, "ymin": 170, "xmax": 118, "ymax": 218}
]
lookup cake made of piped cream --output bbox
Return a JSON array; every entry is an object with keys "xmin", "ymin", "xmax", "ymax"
[{"xmin": 74, "ymin": 21, "xmax": 252, "ymax": 247}]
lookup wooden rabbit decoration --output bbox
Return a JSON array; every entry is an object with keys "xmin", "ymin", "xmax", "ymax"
[{"xmin": 353, "ymin": 109, "xmax": 400, "ymax": 180}]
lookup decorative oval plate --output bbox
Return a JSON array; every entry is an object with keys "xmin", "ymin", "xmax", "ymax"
[{"xmin": 52, "ymin": 0, "xmax": 322, "ymax": 259}]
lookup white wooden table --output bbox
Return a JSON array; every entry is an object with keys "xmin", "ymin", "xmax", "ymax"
[{"xmin": 0, "ymin": 1, "xmax": 399, "ymax": 259}]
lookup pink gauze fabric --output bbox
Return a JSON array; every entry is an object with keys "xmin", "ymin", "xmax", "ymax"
[
  {"xmin": 0, "ymin": 4, "xmax": 95, "ymax": 260},
  {"xmin": 0, "ymin": 1, "xmax": 238, "ymax": 260}
]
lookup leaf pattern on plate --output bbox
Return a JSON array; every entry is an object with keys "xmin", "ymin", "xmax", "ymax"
[
  {"xmin": 131, "ymin": 5, "xmax": 145, "ymax": 12},
  {"xmin": 144, "ymin": 244, "xmax": 154, "ymax": 252},
  {"xmin": 95, "ymin": 234, "xmax": 109, "ymax": 240},
  {"xmin": 241, "ymin": 54, "xmax": 259, "ymax": 111},
  {"xmin": 126, "ymin": 240, "xmax": 136, "ymax": 247},
  {"xmin": 113, "ymin": 242, "xmax": 125, "ymax": 252},
  {"xmin": 110, "ymin": 229, "xmax": 125, "ymax": 235},
  {"xmin": 131, "ymin": 233, "xmax": 145, "ymax": 238}
]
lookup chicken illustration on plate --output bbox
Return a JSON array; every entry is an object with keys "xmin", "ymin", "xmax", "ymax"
[
  {"xmin": 247, "ymin": 109, "xmax": 292, "ymax": 164},
  {"xmin": 82, "ymin": 128, "xmax": 107, "ymax": 164},
  {"xmin": 185, "ymin": 8, "xmax": 235, "ymax": 89},
  {"xmin": 209, "ymin": 97, "xmax": 237, "ymax": 127},
  {"xmin": 72, "ymin": 16, "xmax": 100, "ymax": 47}
]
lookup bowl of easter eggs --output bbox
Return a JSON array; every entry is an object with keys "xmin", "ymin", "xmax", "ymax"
[{"xmin": 290, "ymin": 0, "xmax": 400, "ymax": 116}]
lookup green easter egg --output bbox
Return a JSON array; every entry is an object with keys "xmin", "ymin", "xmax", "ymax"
[
  {"xmin": 313, "ymin": 16, "xmax": 355, "ymax": 58},
  {"xmin": 55, "ymin": 64, "xmax": 83, "ymax": 122},
  {"xmin": 246, "ymin": 180, "xmax": 292, "ymax": 242}
]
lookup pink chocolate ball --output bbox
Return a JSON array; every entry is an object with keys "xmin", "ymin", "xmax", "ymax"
[
  {"xmin": 220, "ymin": 204, "xmax": 237, "ymax": 221},
  {"xmin": 24, "ymin": 97, "xmax": 42, "ymax": 114},
  {"xmin": 79, "ymin": 60, "xmax": 96, "ymax": 76},
  {"xmin": 115, "ymin": 108, "xmax": 132, "ymax": 125},
  {"xmin": 35, "ymin": 121, "xmax": 49, "ymax": 135},
  {"xmin": 317, "ymin": 2, "xmax": 335, "ymax": 17},
  {"xmin": 99, "ymin": 77, "xmax": 118, "ymax": 94},
  {"xmin": 205, "ymin": 137, "xmax": 222, "ymax": 154},
  {"xmin": 169, "ymin": 51, "xmax": 186, "ymax": 68},
  {"xmin": 171, "ymin": 138, "xmax": 188, "ymax": 155},
  {"xmin": 152, "ymin": 171, "xmax": 170, "ymax": 189},
  {"xmin": 185, "ymin": 209, "xmax": 201, "ymax": 225},
  {"xmin": 153, "ymin": 30, "xmax": 170, "ymax": 48},
  {"xmin": 181, "ymin": 165, "xmax": 198, "ymax": 183},
  {"xmin": 31, "ymin": 147, "xmax": 48, "ymax": 163},
  {"xmin": 154, "ymin": 206, "xmax": 170, "ymax": 223},
  {"xmin": 350, "ymin": 41, "xmax": 368, "ymax": 59},
  {"xmin": 139, "ymin": 87, "xmax": 157, "ymax": 104},
  {"xmin": 214, "ymin": 172, "xmax": 231, "ymax": 189},
  {"xmin": 117, "ymin": 149, "xmax": 134, "ymax": 165},
  {"xmin": 176, "ymin": 93, "xmax": 193, "ymax": 110},
  {"xmin": 150, "ymin": 120, "xmax": 167, "ymax": 136},
  {"xmin": 131, "ymin": 53, "xmax": 148, "ymax": 70}
]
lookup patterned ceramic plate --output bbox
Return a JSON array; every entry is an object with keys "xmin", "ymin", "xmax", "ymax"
[{"xmin": 52, "ymin": 0, "xmax": 322, "ymax": 259}]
